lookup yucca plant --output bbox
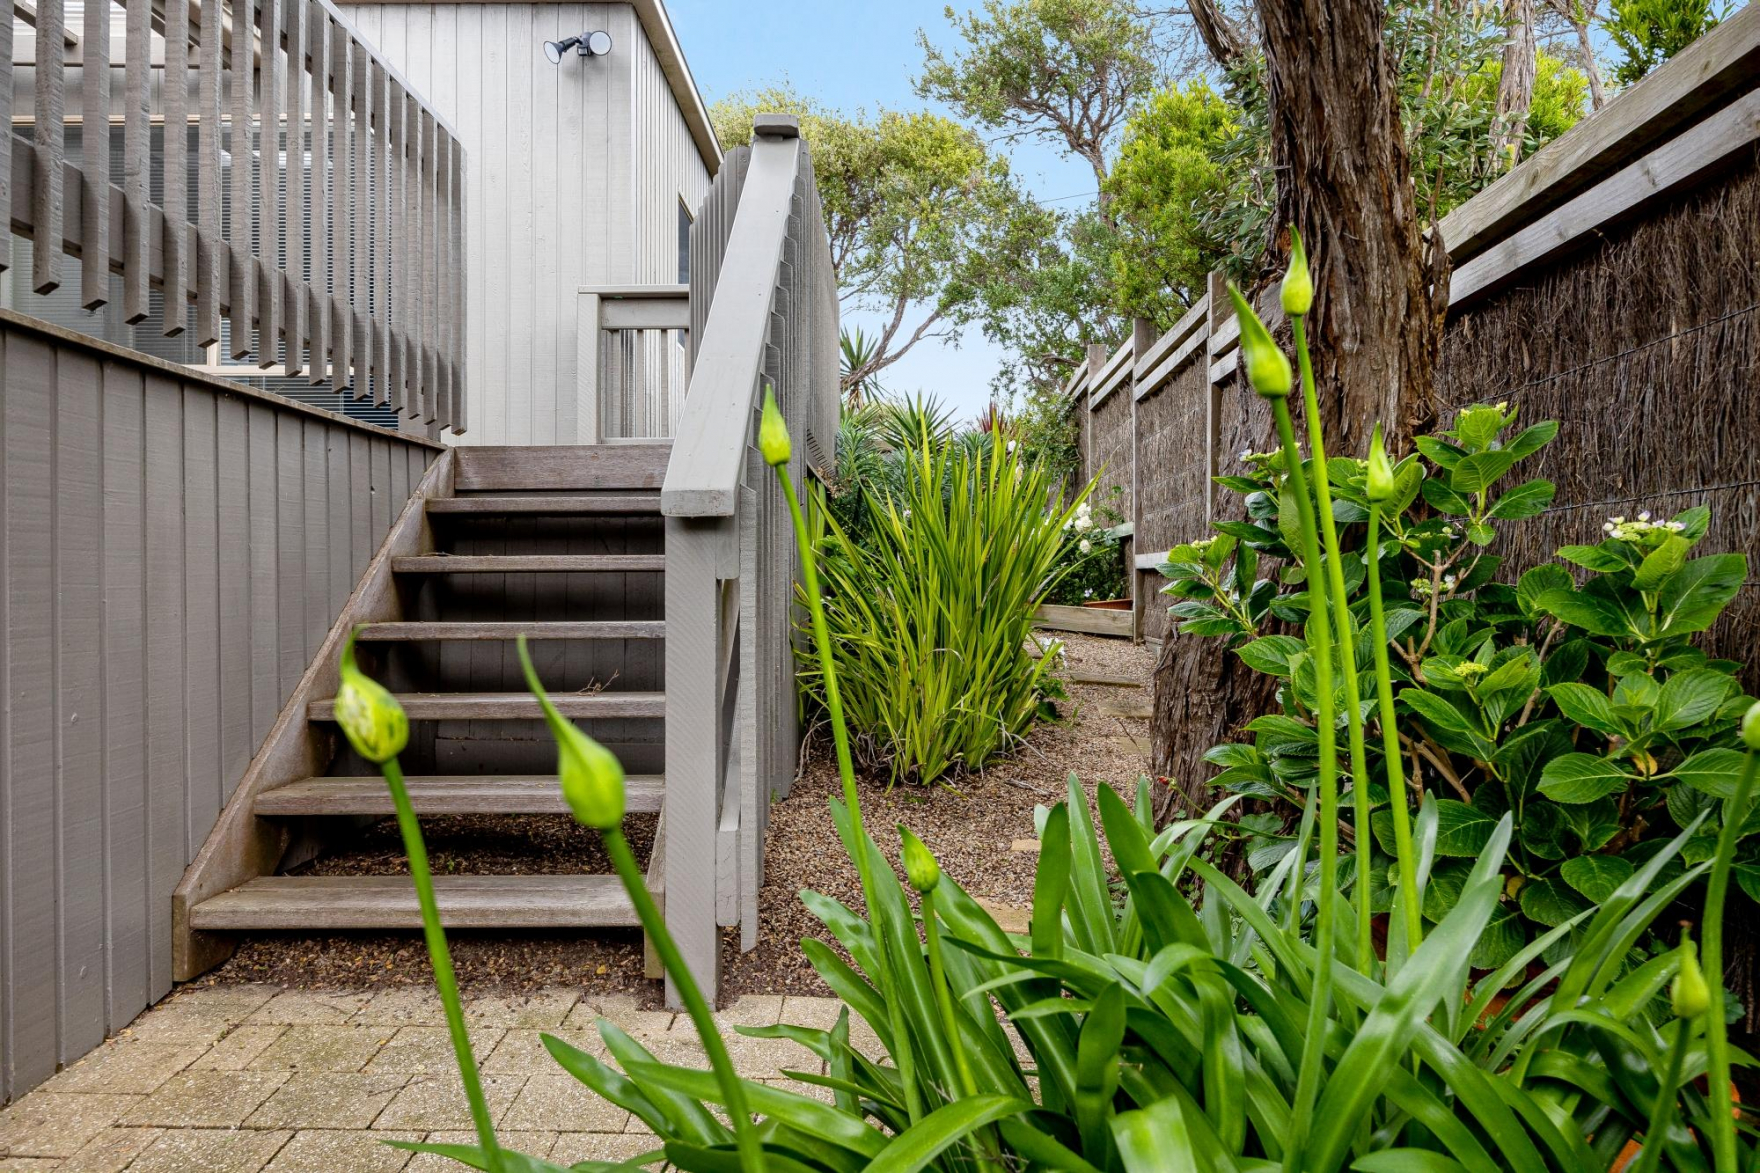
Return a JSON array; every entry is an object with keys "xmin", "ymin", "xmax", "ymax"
[{"xmin": 804, "ymin": 424, "xmax": 1084, "ymax": 785}]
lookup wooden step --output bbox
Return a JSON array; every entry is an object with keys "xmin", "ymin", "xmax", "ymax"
[
  {"xmin": 188, "ymin": 875, "xmax": 645, "ymax": 931},
  {"xmin": 254, "ymin": 774, "xmax": 666, "ymax": 816},
  {"xmin": 352, "ymin": 620, "xmax": 665, "ymax": 642},
  {"xmin": 453, "ymin": 444, "xmax": 671, "ymax": 492},
  {"xmin": 308, "ymin": 691, "xmax": 666, "ymax": 721},
  {"xmin": 391, "ymin": 555, "xmax": 665, "ymax": 574},
  {"xmin": 427, "ymin": 495, "xmax": 663, "ymax": 516}
]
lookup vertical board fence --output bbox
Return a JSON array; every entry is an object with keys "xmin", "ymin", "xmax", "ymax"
[
  {"xmin": 0, "ymin": 309, "xmax": 440, "ymax": 1104},
  {"xmin": 5, "ymin": 0, "xmax": 466, "ymax": 432}
]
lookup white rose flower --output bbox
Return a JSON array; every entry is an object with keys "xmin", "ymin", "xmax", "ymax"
[{"xmin": 1079, "ymin": 539, "xmax": 1093, "ymax": 554}]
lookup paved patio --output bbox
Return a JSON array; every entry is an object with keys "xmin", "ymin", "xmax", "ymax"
[{"xmin": 0, "ymin": 985, "xmax": 860, "ymax": 1171}]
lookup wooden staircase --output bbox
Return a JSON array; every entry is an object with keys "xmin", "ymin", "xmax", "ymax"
[{"xmin": 172, "ymin": 444, "xmax": 673, "ymax": 979}]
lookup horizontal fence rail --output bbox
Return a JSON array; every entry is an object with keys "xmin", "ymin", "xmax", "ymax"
[
  {"xmin": 660, "ymin": 115, "xmax": 838, "ymax": 1006},
  {"xmin": 4, "ymin": 0, "xmax": 466, "ymax": 433}
]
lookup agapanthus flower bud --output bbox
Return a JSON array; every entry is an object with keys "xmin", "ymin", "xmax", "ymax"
[
  {"xmin": 758, "ymin": 384, "xmax": 791, "ymax": 468},
  {"xmin": 899, "ymin": 826, "xmax": 940, "ymax": 893},
  {"xmin": 1743, "ymin": 701, "xmax": 1760, "ymax": 752},
  {"xmin": 517, "ymin": 637, "xmax": 626, "ymax": 830},
  {"xmin": 1227, "ymin": 284, "xmax": 1292, "ymax": 400},
  {"xmin": 1280, "ymin": 228, "xmax": 1313, "ymax": 317},
  {"xmin": 335, "ymin": 631, "xmax": 408, "ymax": 764},
  {"xmin": 1672, "ymin": 930, "xmax": 1711, "ymax": 1019},
  {"xmin": 1366, "ymin": 423, "xmax": 1396, "ymax": 504}
]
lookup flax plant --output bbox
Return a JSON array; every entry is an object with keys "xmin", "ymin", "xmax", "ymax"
[
  {"xmin": 1283, "ymin": 232, "xmax": 1378, "ymax": 973},
  {"xmin": 1365, "ymin": 426, "xmax": 1423, "ymax": 953},
  {"xmin": 333, "ymin": 634, "xmax": 503, "ymax": 1173},
  {"xmin": 1226, "ymin": 281, "xmax": 1342, "ymax": 1170}
]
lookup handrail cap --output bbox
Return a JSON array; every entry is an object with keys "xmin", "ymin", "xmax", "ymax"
[{"xmin": 753, "ymin": 113, "xmax": 801, "ymax": 139}]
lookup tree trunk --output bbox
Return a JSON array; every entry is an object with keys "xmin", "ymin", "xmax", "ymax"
[
  {"xmin": 1259, "ymin": 0, "xmax": 1447, "ymax": 448},
  {"xmin": 1491, "ymin": 0, "xmax": 1538, "ymax": 168},
  {"xmin": 1152, "ymin": 0, "xmax": 1448, "ymax": 811}
]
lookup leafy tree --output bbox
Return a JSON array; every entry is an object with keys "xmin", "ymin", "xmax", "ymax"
[
  {"xmin": 915, "ymin": 0, "xmax": 1163, "ymax": 195},
  {"xmin": 1101, "ymin": 79, "xmax": 1239, "ymax": 326},
  {"xmin": 713, "ymin": 88, "xmax": 1047, "ymax": 394},
  {"xmin": 1604, "ymin": 0, "xmax": 1724, "ymax": 85}
]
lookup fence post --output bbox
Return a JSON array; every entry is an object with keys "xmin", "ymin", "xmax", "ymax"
[
  {"xmin": 1084, "ymin": 342, "xmax": 1106, "ymax": 482},
  {"xmin": 1129, "ymin": 317, "xmax": 1155, "ymax": 642},
  {"xmin": 1203, "ymin": 272, "xmax": 1230, "ymax": 525}
]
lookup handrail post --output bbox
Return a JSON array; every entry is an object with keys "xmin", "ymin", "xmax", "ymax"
[{"xmin": 662, "ymin": 515, "xmax": 732, "ymax": 1006}]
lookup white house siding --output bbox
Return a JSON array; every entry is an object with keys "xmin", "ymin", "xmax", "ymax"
[{"xmin": 342, "ymin": 2, "xmax": 712, "ymax": 444}]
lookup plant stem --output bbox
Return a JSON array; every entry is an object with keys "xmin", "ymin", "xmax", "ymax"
[
  {"xmin": 776, "ymin": 469, "xmax": 925, "ymax": 1122},
  {"xmin": 603, "ymin": 828, "xmax": 765, "ymax": 1172},
  {"xmin": 1366, "ymin": 506, "xmax": 1423, "ymax": 953},
  {"xmin": 1292, "ymin": 316, "xmax": 1376, "ymax": 974},
  {"xmin": 923, "ymin": 890, "xmax": 1003, "ymax": 1172},
  {"xmin": 380, "ymin": 758, "xmax": 503, "ymax": 1173},
  {"xmin": 1702, "ymin": 748, "xmax": 1756, "ymax": 1170},
  {"xmin": 1630, "ymin": 1016, "xmax": 1692, "ymax": 1173},
  {"xmin": 1269, "ymin": 393, "xmax": 1340, "ymax": 1173}
]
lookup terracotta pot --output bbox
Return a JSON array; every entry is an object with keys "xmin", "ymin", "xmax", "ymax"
[{"xmin": 1080, "ymin": 598, "xmax": 1130, "ymax": 611}]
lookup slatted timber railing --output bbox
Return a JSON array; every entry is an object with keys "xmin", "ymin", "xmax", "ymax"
[
  {"xmin": 575, "ymin": 283, "xmax": 689, "ymax": 442},
  {"xmin": 4, "ymin": 0, "xmax": 466, "ymax": 432},
  {"xmin": 660, "ymin": 114, "xmax": 838, "ymax": 1002}
]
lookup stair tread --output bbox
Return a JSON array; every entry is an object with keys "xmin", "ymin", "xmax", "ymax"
[
  {"xmin": 391, "ymin": 555, "xmax": 665, "ymax": 573},
  {"xmin": 255, "ymin": 775, "xmax": 666, "ymax": 816},
  {"xmin": 309, "ymin": 691, "xmax": 666, "ymax": 720},
  {"xmin": 453, "ymin": 444, "xmax": 672, "ymax": 493},
  {"xmin": 428, "ymin": 495, "xmax": 663, "ymax": 515},
  {"xmin": 189, "ymin": 875, "xmax": 644, "ymax": 931},
  {"xmin": 353, "ymin": 620, "xmax": 664, "ymax": 641}
]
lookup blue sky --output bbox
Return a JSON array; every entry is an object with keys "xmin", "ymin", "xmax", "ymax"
[{"xmin": 665, "ymin": 0, "xmax": 1099, "ymax": 422}]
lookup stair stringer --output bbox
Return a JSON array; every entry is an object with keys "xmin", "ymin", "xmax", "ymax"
[{"xmin": 170, "ymin": 449, "xmax": 457, "ymax": 981}]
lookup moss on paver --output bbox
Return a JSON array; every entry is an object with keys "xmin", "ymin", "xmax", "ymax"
[{"xmin": 0, "ymin": 985, "xmax": 839, "ymax": 1171}]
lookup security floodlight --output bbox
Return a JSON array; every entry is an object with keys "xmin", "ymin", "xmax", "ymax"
[{"xmin": 544, "ymin": 30, "xmax": 613, "ymax": 63}]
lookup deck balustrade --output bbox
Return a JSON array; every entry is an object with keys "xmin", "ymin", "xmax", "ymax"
[{"xmin": 4, "ymin": 0, "xmax": 465, "ymax": 431}]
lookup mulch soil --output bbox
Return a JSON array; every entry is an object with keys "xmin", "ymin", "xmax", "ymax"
[{"xmin": 207, "ymin": 633, "xmax": 1158, "ymax": 1007}]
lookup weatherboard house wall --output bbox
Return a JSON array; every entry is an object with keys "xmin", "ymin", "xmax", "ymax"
[{"xmin": 341, "ymin": 0, "xmax": 719, "ymax": 445}]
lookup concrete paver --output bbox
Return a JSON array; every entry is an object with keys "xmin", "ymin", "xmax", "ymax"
[{"xmin": 0, "ymin": 990, "xmax": 834, "ymax": 1170}]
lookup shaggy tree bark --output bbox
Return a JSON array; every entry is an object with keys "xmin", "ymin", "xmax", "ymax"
[
  {"xmin": 1152, "ymin": 0, "xmax": 1448, "ymax": 816},
  {"xmin": 1259, "ymin": 0, "xmax": 1448, "ymax": 447},
  {"xmin": 1491, "ymin": 0, "xmax": 1539, "ymax": 167}
]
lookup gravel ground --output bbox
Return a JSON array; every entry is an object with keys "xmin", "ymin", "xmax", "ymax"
[{"xmin": 211, "ymin": 632, "xmax": 1157, "ymax": 1006}]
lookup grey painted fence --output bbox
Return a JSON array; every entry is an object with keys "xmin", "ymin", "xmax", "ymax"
[{"xmin": 0, "ymin": 309, "xmax": 439, "ymax": 1104}]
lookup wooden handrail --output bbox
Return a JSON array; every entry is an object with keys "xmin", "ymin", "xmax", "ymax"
[{"xmin": 661, "ymin": 122, "xmax": 803, "ymax": 516}]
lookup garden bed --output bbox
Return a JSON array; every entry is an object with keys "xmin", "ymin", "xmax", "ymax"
[{"xmin": 208, "ymin": 633, "xmax": 1157, "ymax": 1006}]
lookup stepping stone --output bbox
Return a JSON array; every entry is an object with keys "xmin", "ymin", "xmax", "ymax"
[
  {"xmin": 1112, "ymin": 733, "xmax": 1151, "ymax": 757},
  {"xmin": 1009, "ymin": 839, "xmax": 1041, "ymax": 855},
  {"xmin": 1096, "ymin": 701, "xmax": 1153, "ymax": 720},
  {"xmin": 1068, "ymin": 670, "xmax": 1143, "ymax": 688},
  {"xmin": 974, "ymin": 898, "xmax": 1033, "ymax": 935}
]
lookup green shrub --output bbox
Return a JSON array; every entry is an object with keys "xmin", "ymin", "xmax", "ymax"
[
  {"xmin": 805, "ymin": 429, "xmax": 1081, "ymax": 785},
  {"xmin": 1043, "ymin": 485, "xmax": 1131, "ymax": 605},
  {"xmin": 1160, "ymin": 402, "xmax": 1757, "ymax": 973}
]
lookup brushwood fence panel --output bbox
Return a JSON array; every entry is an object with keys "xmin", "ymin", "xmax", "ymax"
[{"xmin": 0, "ymin": 309, "xmax": 439, "ymax": 1104}]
